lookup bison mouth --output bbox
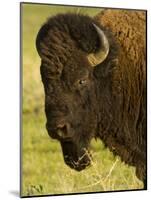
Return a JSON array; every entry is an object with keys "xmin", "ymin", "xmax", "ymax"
[{"xmin": 60, "ymin": 140, "xmax": 91, "ymax": 171}]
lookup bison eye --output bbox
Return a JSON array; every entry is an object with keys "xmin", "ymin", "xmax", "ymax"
[{"xmin": 78, "ymin": 79, "xmax": 87, "ymax": 86}]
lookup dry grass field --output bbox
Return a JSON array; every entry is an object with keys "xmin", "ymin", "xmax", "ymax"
[{"xmin": 21, "ymin": 3, "xmax": 143, "ymax": 197}]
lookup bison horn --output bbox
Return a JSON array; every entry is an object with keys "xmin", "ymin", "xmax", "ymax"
[{"xmin": 87, "ymin": 24, "xmax": 109, "ymax": 67}]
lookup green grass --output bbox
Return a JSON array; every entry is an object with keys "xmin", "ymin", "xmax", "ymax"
[{"xmin": 22, "ymin": 3, "xmax": 143, "ymax": 197}]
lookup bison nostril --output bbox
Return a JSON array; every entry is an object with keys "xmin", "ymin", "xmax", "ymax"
[{"xmin": 57, "ymin": 124, "xmax": 69, "ymax": 139}]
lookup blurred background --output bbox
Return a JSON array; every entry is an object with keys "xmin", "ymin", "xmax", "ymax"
[{"xmin": 22, "ymin": 3, "xmax": 143, "ymax": 197}]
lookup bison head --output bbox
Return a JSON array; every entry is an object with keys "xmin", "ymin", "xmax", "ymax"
[{"xmin": 36, "ymin": 14, "xmax": 112, "ymax": 171}]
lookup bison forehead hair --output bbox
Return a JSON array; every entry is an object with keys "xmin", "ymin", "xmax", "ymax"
[{"xmin": 36, "ymin": 10, "xmax": 146, "ymax": 184}]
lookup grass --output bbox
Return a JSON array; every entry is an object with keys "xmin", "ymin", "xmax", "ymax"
[{"xmin": 22, "ymin": 3, "xmax": 143, "ymax": 197}]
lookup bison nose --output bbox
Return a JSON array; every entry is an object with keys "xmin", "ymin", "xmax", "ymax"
[{"xmin": 57, "ymin": 123, "xmax": 71, "ymax": 139}]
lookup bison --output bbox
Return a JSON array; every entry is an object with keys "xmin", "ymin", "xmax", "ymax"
[{"xmin": 36, "ymin": 9, "xmax": 147, "ymax": 188}]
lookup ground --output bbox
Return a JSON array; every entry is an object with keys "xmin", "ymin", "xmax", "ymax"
[{"xmin": 22, "ymin": 3, "xmax": 143, "ymax": 197}]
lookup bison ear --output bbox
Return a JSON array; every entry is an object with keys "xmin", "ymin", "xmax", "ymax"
[
  {"xmin": 104, "ymin": 58, "xmax": 119, "ymax": 76},
  {"xmin": 87, "ymin": 24, "xmax": 110, "ymax": 67}
]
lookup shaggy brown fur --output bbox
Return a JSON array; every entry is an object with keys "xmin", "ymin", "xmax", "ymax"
[
  {"xmin": 95, "ymin": 10, "xmax": 146, "ymax": 183},
  {"xmin": 36, "ymin": 9, "xmax": 146, "ymax": 187}
]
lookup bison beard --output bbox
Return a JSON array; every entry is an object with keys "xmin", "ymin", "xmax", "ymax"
[
  {"xmin": 60, "ymin": 141, "xmax": 91, "ymax": 171},
  {"xmin": 36, "ymin": 9, "xmax": 146, "ymax": 188}
]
